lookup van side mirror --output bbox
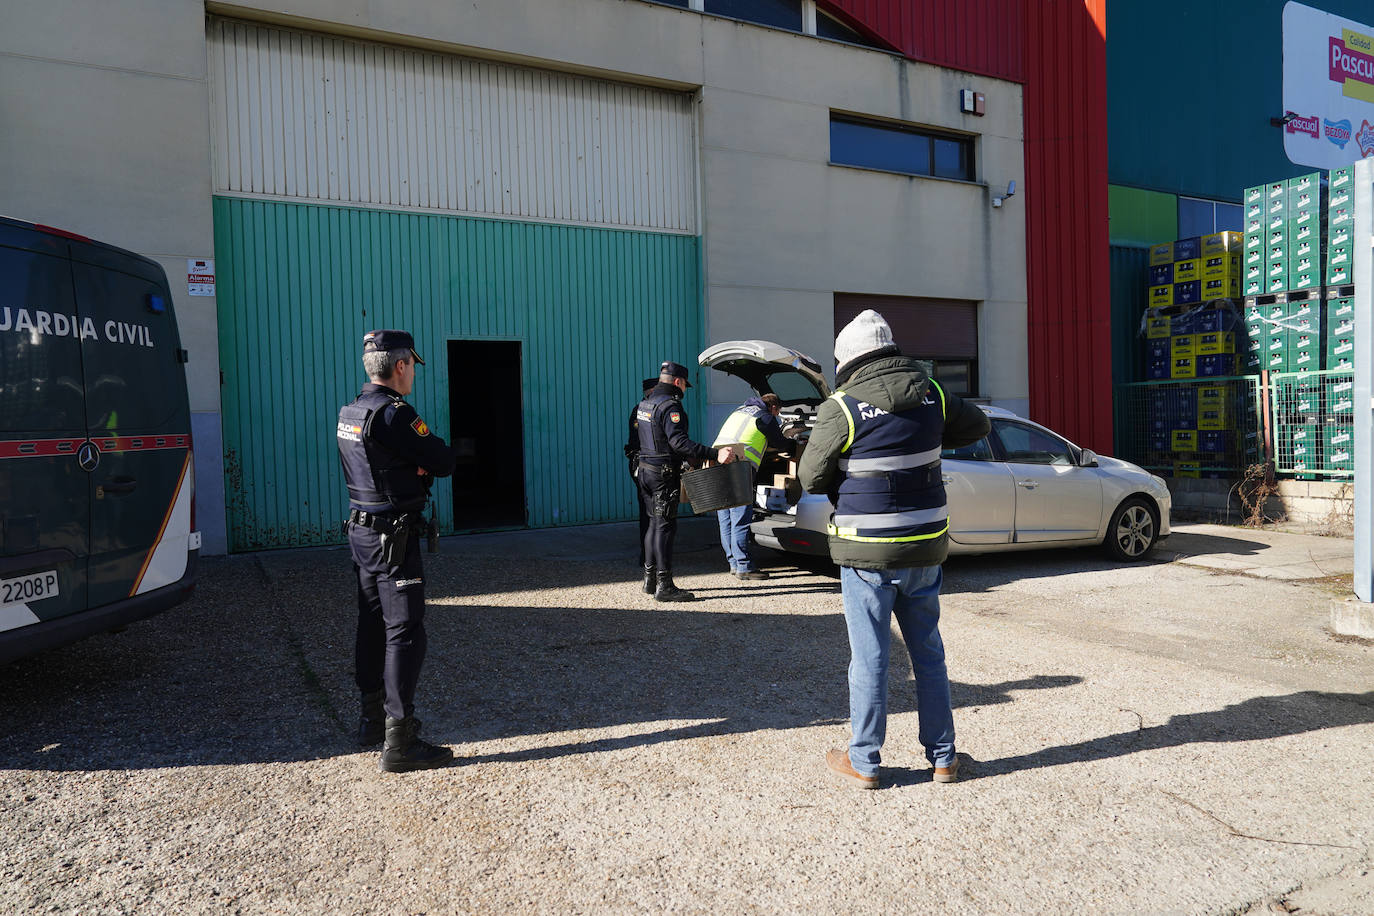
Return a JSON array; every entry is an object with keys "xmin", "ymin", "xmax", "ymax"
[{"xmin": 1079, "ymin": 449, "xmax": 1099, "ymax": 468}]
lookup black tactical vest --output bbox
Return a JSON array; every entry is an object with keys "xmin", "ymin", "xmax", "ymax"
[
  {"xmin": 635, "ymin": 392, "xmax": 675, "ymax": 461},
  {"xmin": 336, "ymin": 389, "xmax": 427, "ymax": 513}
]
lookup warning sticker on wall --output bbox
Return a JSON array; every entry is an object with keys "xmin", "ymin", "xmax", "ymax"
[{"xmin": 188, "ymin": 259, "xmax": 216, "ymax": 297}]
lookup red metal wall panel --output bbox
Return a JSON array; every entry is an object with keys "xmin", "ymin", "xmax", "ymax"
[
  {"xmin": 818, "ymin": 0, "xmax": 1025, "ymax": 83},
  {"xmin": 1022, "ymin": 0, "xmax": 1111, "ymax": 451}
]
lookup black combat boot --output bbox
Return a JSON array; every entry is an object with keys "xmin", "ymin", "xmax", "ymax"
[
  {"xmin": 380, "ymin": 716, "xmax": 454, "ymax": 773},
  {"xmin": 643, "ymin": 565, "xmax": 656, "ymax": 595},
  {"xmin": 654, "ymin": 570, "xmax": 695, "ymax": 602},
  {"xmin": 357, "ymin": 689, "xmax": 385, "ymax": 747}
]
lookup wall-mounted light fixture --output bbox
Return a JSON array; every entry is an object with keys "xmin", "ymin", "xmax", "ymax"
[
  {"xmin": 1269, "ymin": 112, "xmax": 1298, "ymax": 128},
  {"xmin": 992, "ymin": 180, "xmax": 1017, "ymax": 208}
]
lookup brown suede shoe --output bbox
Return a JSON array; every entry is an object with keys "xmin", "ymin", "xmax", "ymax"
[
  {"xmin": 933, "ymin": 755, "xmax": 961, "ymax": 784},
  {"xmin": 825, "ymin": 748, "xmax": 878, "ymax": 789}
]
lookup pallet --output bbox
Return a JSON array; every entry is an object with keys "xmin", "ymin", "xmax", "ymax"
[
  {"xmin": 1243, "ymin": 288, "xmax": 1323, "ymax": 309},
  {"xmin": 1325, "ymin": 284, "xmax": 1356, "ymax": 299}
]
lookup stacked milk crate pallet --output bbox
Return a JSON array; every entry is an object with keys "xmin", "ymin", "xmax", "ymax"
[
  {"xmin": 1241, "ymin": 168, "xmax": 1360, "ymax": 478},
  {"xmin": 1138, "ymin": 232, "xmax": 1249, "ymax": 477}
]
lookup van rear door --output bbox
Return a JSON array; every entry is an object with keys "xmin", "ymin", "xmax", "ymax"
[
  {"xmin": 71, "ymin": 246, "xmax": 194, "ymax": 607},
  {"xmin": 0, "ymin": 223, "xmax": 91, "ymax": 632}
]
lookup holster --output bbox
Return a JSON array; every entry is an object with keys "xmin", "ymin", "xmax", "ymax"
[{"xmin": 378, "ymin": 513, "xmax": 412, "ymax": 568}]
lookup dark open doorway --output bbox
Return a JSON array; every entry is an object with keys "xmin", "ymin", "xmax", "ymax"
[{"xmin": 447, "ymin": 340, "xmax": 526, "ymax": 529}]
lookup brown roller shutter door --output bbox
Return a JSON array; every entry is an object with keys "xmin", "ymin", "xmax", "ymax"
[{"xmin": 833, "ymin": 293, "xmax": 978, "ymax": 360}]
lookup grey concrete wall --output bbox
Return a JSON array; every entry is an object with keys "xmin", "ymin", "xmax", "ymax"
[
  {"xmin": 1, "ymin": 0, "xmax": 1026, "ymax": 550},
  {"xmin": 1, "ymin": 0, "xmax": 226, "ymax": 548}
]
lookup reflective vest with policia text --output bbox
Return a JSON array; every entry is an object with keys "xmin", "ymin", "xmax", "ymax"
[
  {"xmin": 711, "ymin": 405, "xmax": 769, "ymax": 467},
  {"xmin": 826, "ymin": 381, "xmax": 947, "ymax": 545}
]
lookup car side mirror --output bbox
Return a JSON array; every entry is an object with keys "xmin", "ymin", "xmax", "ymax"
[{"xmin": 1079, "ymin": 449, "xmax": 1099, "ymax": 468}]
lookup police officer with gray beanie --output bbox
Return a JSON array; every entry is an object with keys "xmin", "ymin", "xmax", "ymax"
[{"xmin": 337, "ymin": 330, "xmax": 458, "ymax": 772}]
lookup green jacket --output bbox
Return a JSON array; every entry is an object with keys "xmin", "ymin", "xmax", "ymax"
[{"xmin": 797, "ymin": 355, "xmax": 991, "ymax": 569}]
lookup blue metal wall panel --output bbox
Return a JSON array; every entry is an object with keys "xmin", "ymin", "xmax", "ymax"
[
  {"xmin": 214, "ymin": 197, "xmax": 702, "ymax": 551},
  {"xmin": 1108, "ymin": 0, "xmax": 1374, "ymax": 201}
]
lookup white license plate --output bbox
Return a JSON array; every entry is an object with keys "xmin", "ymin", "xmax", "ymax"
[{"xmin": 0, "ymin": 569, "xmax": 60, "ymax": 606}]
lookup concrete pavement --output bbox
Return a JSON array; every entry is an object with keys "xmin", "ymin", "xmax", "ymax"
[
  {"xmin": 1, "ymin": 517, "xmax": 1371, "ymax": 914},
  {"xmin": 1164, "ymin": 522, "xmax": 1355, "ymax": 581}
]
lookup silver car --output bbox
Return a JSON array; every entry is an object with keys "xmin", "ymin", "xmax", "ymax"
[{"xmin": 699, "ymin": 340, "xmax": 1171, "ymax": 563}]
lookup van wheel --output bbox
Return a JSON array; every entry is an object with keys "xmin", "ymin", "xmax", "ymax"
[{"xmin": 1103, "ymin": 497, "xmax": 1158, "ymax": 562}]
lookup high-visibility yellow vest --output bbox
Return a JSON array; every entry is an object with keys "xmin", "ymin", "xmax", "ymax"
[{"xmin": 712, "ymin": 407, "xmax": 768, "ymax": 468}]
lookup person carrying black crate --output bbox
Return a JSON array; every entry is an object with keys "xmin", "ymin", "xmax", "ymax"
[
  {"xmin": 635, "ymin": 360, "xmax": 736, "ymax": 601},
  {"xmin": 625, "ymin": 376, "xmax": 659, "ymax": 569}
]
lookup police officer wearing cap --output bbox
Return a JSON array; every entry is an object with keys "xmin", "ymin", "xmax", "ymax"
[
  {"xmin": 635, "ymin": 361, "xmax": 735, "ymax": 601},
  {"xmin": 337, "ymin": 330, "xmax": 458, "ymax": 773}
]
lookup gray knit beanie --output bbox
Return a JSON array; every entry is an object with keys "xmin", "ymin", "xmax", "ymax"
[{"xmin": 835, "ymin": 309, "xmax": 896, "ymax": 372}]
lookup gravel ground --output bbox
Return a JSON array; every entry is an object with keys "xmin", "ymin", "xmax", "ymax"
[{"xmin": 2, "ymin": 519, "xmax": 1372, "ymax": 915}]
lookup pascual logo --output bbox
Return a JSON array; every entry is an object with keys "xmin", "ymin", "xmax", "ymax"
[
  {"xmin": 1286, "ymin": 113, "xmax": 1319, "ymax": 138},
  {"xmin": 1325, "ymin": 118, "xmax": 1353, "ymax": 148},
  {"xmin": 1358, "ymin": 120, "xmax": 1374, "ymax": 158},
  {"xmin": 1330, "ymin": 36, "xmax": 1374, "ymax": 87}
]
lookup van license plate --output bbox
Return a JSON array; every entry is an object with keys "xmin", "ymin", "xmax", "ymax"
[{"xmin": 0, "ymin": 570, "xmax": 60, "ymax": 606}]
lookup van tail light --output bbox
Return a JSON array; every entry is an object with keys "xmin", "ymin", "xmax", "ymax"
[{"xmin": 34, "ymin": 224, "xmax": 92, "ymax": 242}]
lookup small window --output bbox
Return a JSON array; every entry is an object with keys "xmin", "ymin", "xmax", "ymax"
[
  {"xmin": 816, "ymin": 10, "xmax": 887, "ymax": 49},
  {"xmin": 704, "ymin": 0, "xmax": 802, "ymax": 31},
  {"xmin": 830, "ymin": 115, "xmax": 975, "ymax": 182},
  {"xmin": 992, "ymin": 420, "xmax": 1074, "ymax": 466},
  {"xmin": 930, "ymin": 360, "xmax": 974, "ymax": 397},
  {"xmin": 1179, "ymin": 196, "xmax": 1244, "ymax": 237}
]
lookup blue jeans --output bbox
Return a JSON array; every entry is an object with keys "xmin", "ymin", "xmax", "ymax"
[
  {"xmin": 840, "ymin": 564, "xmax": 955, "ymax": 776},
  {"xmin": 717, "ymin": 503, "xmax": 755, "ymax": 571}
]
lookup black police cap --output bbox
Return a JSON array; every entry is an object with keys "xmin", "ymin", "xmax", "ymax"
[
  {"xmin": 660, "ymin": 360, "xmax": 692, "ymax": 388},
  {"xmin": 363, "ymin": 329, "xmax": 425, "ymax": 365},
  {"xmin": 642, "ymin": 377, "xmax": 658, "ymax": 394}
]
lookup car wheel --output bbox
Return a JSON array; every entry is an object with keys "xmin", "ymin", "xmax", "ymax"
[{"xmin": 1103, "ymin": 496, "xmax": 1158, "ymax": 562}]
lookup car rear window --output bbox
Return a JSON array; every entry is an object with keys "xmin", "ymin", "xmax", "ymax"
[
  {"xmin": 0, "ymin": 245, "xmax": 86, "ymax": 431},
  {"xmin": 764, "ymin": 369, "xmax": 822, "ymax": 404}
]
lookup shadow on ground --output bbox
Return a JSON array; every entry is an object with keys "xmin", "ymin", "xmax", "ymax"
[{"xmin": 3, "ymin": 538, "xmax": 1369, "ymax": 778}]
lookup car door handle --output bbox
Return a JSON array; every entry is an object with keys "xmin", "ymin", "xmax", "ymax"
[
  {"xmin": 1016, "ymin": 479, "xmax": 1038, "ymax": 489},
  {"xmin": 100, "ymin": 476, "xmax": 138, "ymax": 494}
]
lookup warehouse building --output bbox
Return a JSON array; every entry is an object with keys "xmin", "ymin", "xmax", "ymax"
[{"xmin": 2, "ymin": 0, "xmax": 1107, "ymax": 552}]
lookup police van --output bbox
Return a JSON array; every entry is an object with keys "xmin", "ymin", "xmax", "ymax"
[{"xmin": 0, "ymin": 216, "xmax": 200, "ymax": 664}]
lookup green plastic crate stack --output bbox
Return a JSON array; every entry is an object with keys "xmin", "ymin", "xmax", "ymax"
[
  {"xmin": 1244, "ymin": 173, "xmax": 1326, "ymax": 296},
  {"xmin": 1326, "ymin": 166, "xmax": 1354, "ymax": 286}
]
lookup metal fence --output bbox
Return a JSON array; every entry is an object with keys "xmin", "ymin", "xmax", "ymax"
[
  {"xmin": 1269, "ymin": 369, "xmax": 1354, "ymax": 478},
  {"xmin": 1115, "ymin": 369, "xmax": 1354, "ymax": 479},
  {"xmin": 1115, "ymin": 377, "xmax": 1262, "ymax": 478}
]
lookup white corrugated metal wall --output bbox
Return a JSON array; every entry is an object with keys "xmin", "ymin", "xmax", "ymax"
[{"xmin": 207, "ymin": 17, "xmax": 698, "ymax": 232}]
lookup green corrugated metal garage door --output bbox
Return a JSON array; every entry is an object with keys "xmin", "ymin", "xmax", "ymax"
[{"xmin": 214, "ymin": 197, "xmax": 701, "ymax": 550}]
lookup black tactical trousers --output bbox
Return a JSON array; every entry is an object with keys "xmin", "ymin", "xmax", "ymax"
[
  {"xmin": 632, "ymin": 465, "xmax": 651, "ymax": 566},
  {"xmin": 637, "ymin": 462, "xmax": 680, "ymax": 572},
  {"xmin": 350, "ymin": 522, "xmax": 427, "ymax": 721}
]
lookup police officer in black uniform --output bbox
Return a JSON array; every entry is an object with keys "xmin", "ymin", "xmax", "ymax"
[
  {"xmin": 636, "ymin": 361, "xmax": 735, "ymax": 602},
  {"xmin": 625, "ymin": 377, "xmax": 657, "ymax": 568},
  {"xmin": 337, "ymin": 330, "xmax": 458, "ymax": 773}
]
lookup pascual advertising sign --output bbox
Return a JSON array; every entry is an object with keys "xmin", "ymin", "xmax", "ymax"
[{"xmin": 1283, "ymin": 2, "xmax": 1374, "ymax": 168}]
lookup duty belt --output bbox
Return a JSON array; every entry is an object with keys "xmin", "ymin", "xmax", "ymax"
[{"xmin": 348, "ymin": 509, "xmax": 402, "ymax": 532}]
